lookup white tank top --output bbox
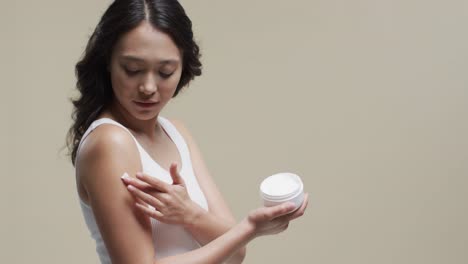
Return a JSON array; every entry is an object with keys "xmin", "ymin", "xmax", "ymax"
[{"xmin": 76, "ymin": 116, "xmax": 208, "ymax": 263}]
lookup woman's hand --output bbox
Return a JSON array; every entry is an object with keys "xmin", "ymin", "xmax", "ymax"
[
  {"xmin": 121, "ymin": 163, "xmax": 202, "ymax": 226},
  {"xmin": 246, "ymin": 193, "xmax": 309, "ymax": 238}
]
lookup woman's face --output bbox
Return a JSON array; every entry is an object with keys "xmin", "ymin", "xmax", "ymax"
[{"xmin": 109, "ymin": 21, "xmax": 183, "ymax": 120}]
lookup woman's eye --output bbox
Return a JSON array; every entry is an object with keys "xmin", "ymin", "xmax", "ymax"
[
  {"xmin": 159, "ymin": 72, "xmax": 173, "ymax": 79},
  {"xmin": 124, "ymin": 68, "xmax": 141, "ymax": 76}
]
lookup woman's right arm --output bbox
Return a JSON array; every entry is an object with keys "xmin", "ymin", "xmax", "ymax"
[
  {"xmin": 76, "ymin": 125, "xmax": 156, "ymax": 263},
  {"xmin": 77, "ymin": 125, "xmax": 307, "ymax": 264}
]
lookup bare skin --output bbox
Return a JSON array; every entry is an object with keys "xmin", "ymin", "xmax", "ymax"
[{"xmin": 76, "ymin": 20, "xmax": 309, "ymax": 264}]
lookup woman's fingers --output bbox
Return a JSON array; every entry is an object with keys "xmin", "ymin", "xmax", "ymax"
[
  {"xmin": 272, "ymin": 202, "xmax": 297, "ymax": 218},
  {"xmin": 127, "ymin": 185, "xmax": 164, "ymax": 209},
  {"xmin": 286, "ymin": 194, "xmax": 308, "ymax": 221},
  {"xmin": 135, "ymin": 172, "xmax": 170, "ymax": 192},
  {"xmin": 134, "ymin": 196, "xmax": 148, "ymax": 207},
  {"xmin": 252, "ymin": 202, "xmax": 296, "ymax": 222},
  {"xmin": 121, "ymin": 174, "xmax": 152, "ymax": 190},
  {"xmin": 169, "ymin": 163, "xmax": 185, "ymax": 185},
  {"xmin": 287, "ymin": 193, "xmax": 309, "ymax": 221},
  {"xmin": 135, "ymin": 202, "xmax": 164, "ymax": 220}
]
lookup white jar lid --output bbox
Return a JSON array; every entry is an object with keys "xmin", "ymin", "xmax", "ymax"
[{"xmin": 260, "ymin": 172, "xmax": 303, "ymax": 201}]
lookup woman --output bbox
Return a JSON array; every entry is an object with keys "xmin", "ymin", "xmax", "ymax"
[{"xmin": 67, "ymin": 0, "xmax": 308, "ymax": 263}]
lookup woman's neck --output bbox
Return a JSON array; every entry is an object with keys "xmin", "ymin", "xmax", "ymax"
[{"xmin": 100, "ymin": 101, "xmax": 164, "ymax": 141}]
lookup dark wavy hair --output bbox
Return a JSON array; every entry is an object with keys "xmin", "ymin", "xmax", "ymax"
[{"xmin": 66, "ymin": 0, "xmax": 202, "ymax": 166}]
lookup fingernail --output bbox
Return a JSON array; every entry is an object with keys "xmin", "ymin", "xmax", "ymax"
[
  {"xmin": 136, "ymin": 172, "xmax": 143, "ymax": 178},
  {"xmin": 121, "ymin": 173, "xmax": 130, "ymax": 180}
]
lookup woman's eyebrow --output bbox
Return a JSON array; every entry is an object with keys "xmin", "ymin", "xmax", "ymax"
[
  {"xmin": 159, "ymin": 59, "xmax": 179, "ymax": 65},
  {"xmin": 120, "ymin": 55, "xmax": 145, "ymax": 62},
  {"xmin": 120, "ymin": 55, "xmax": 179, "ymax": 65}
]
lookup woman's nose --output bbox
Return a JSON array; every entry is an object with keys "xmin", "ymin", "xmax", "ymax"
[{"xmin": 139, "ymin": 76, "xmax": 158, "ymax": 95}]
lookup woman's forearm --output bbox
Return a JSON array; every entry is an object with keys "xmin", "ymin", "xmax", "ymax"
[
  {"xmin": 154, "ymin": 218, "xmax": 254, "ymax": 264},
  {"xmin": 185, "ymin": 206, "xmax": 247, "ymax": 263},
  {"xmin": 185, "ymin": 205, "xmax": 235, "ymax": 245}
]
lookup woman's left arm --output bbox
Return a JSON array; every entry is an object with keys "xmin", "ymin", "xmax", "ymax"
[
  {"xmin": 171, "ymin": 119, "xmax": 238, "ymax": 236},
  {"xmin": 122, "ymin": 119, "xmax": 246, "ymax": 263},
  {"xmin": 171, "ymin": 119, "xmax": 246, "ymax": 263}
]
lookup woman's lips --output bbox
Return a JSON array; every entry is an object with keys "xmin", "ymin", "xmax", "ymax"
[{"xmin": 134, "ymin": 101, "xmax": 158, "ymax": 108}]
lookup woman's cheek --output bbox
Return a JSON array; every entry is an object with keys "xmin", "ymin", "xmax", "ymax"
[
  {"xmin": 113, "ymin": 80, "xmax": 134, "ymax": 101},
  {"xmin": 118, "ymin": 78, "xmax": 137, "ymax": 94}
]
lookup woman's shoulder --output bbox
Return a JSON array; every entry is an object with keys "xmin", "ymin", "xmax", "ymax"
[
  {"xmin": 167, "ymin": 118, "xmax": 203, "ymax": 164},
  {"xmin": 167, "ymin": 118, "xmax": 193, "ymax": 141},
  {"xmin": 77, "ymin": 124, "xmax": 136, "ymax": 163},
  {"xmin": 76, "ymin": 123, "xmax": 141, "ymax": 190}
]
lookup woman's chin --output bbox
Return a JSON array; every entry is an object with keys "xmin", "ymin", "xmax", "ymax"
[{"xmin": 133, "ymin": 111, "xmax": 161, "ymax": 121}]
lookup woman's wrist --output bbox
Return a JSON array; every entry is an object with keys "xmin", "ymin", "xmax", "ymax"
[
  {"xmin": 183, "ymin": 204, "xmax": 257, "ymax": 245},
  {"xmin": 238, "ymin": 217, "xmax": 257, "ymax": 242},
  {"xmin": 183, "ymin": 201, "xmax": 205, "ymax": 228}
]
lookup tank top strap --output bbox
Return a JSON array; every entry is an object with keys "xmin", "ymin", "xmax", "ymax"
[
  {"xmin": 157, "ymin": 116, "xmax": 193, "ymax": 172},
  {"xmin": 88, "ymin": 118, "xmax": 129, "ymax": 134},
  {"xmin": 75, "ymin": 118, "xmax": 146, "ymax": 166}
]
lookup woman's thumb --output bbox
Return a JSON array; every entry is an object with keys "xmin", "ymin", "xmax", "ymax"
[{"xmin": 169, "ymin": 163, "xmax": 185, "ymax": 185}]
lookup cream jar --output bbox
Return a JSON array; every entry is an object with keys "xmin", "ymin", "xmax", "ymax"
[{"xmin": 260, "ymin": 172, "xmax": 304, "ymax": 211}]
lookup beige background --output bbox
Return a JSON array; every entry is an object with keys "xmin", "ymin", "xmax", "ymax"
[{"xmin": 2, "ymin": 0, "xmax": 467, "ymax": 263}]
